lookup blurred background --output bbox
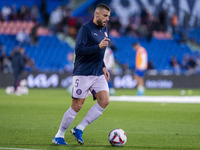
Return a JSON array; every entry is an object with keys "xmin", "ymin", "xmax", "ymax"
[{"xmin": 0, "ymin": 0, "xmax": 200, "ymax": 90}]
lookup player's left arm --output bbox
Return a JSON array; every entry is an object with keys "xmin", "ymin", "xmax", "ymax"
[{"xmin": 103, "ymin": 67, "xmax": 110, "ymax": 81}]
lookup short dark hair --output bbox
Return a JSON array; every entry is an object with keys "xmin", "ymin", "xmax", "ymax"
[{"xmin": 96, "ymin": 3, "xmax": 110, "ymax": 11}]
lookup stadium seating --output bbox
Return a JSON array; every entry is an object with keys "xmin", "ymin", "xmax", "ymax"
[
  {"xmin": 0, "ymin": 0, "xmax": 63, "ymax": 14},
  {"xmin": 111, "ymin": 37, "xmax": 193, "ymax": 71},
  {"xmin": 0, "ymin": 0, "xmax": 199, "ymax": 73},
  {"xmin": 0, "ymin": 21, "xmax": 50, "ymax": 35},
  {"xmin": 1, "ymin": 34, "xmax": 197, "ymax": 72},
  {"xmin": 0, "ymin": 35, "xmax": 73, "ymax": 71},
  {"xmin": 188, "ymin": 28, "xmax": 200, "ymax": 44}
]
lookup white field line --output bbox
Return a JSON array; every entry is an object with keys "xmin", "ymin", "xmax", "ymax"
[
  {"xmin": 0, "ymin": 147, "xmax": 43, "ymax": 150},
  {"xmin": 110, "ymin": 96, "xmax": 200, "ymax": 103}
]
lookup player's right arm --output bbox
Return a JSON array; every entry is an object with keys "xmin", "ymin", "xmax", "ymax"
[{"xmin": 99, "ymin": 37, "xmax": 110, "ymax": 49}]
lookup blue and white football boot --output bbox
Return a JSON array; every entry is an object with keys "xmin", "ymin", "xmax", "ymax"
[
  {"xmin": 52, "ymin": 136, "xmax": 68, "ymax": 145},
  {"xmin": 70, "ymin": 127, "xmax": 84, "ymax": 144},
  {"xmin": 136, "ymin": 91, "xmax": 145, "ymax": 96}
]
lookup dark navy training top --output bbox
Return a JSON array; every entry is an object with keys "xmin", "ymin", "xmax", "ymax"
[{"xmin": 73, "ymin": 20, "xmax": 107, "ymax": 76}]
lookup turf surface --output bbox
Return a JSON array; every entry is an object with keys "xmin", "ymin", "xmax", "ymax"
[{"xmin": 0, "ymin": 89, "xmax": 200, "ymax": 150}]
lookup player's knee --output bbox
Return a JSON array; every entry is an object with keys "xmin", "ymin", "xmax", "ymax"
[
  {"xmin": 104, "ymin": 99, "xmax": 109, "ymax": 107},
  {"xmin": 99, "ymin": 99, "xmax": 109, "ymax": 109},
  {"xmin": 96, "ymin": 91, "xmax": 109, "ymax": 108},
  {"xmin": 71, "ymin": 98, "xmax": 84, "ymax": 112},
  {"xmin": 72, "ymin": 104, "xmax": 83, "ymax": 112}
]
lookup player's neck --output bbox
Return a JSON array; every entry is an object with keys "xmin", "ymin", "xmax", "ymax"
[{"xmin": 93, "ymin": 19, "xmax": 98, "ymax": 26}]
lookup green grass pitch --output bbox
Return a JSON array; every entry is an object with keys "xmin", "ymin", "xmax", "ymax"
[{"xmin": 0, "ymin": 88, "xmax": 200, "ymax": 150}]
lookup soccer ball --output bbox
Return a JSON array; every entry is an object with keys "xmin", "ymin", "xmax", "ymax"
[
  {"xmin": 5, "ymin": 86, "xmax": 14, "ymax": 94},
  {"xmin": 108, "ymin": 128, "xmax": 127, "ymax": 146}
]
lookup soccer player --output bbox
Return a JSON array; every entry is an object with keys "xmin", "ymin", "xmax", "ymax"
[
  {"xmin": 12, "ymin": 47, "xmax": 26, "ymax": 92},
  {"xmin": 52, "ymin": 4, "xmax": 111, "ymax": 145},
  {"xmin": 132, "ymin": 42, "xmax": 148, "ymax": 95}
]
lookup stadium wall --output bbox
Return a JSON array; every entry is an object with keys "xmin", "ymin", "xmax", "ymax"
[{"xmin": 0, "ymin": 73, "xmax": 200, "ymax": 89}]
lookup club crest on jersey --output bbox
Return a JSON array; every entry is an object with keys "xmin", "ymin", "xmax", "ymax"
[{"xmin": 76, "ymin": 89, "xmax": 82, "ymax": 95}]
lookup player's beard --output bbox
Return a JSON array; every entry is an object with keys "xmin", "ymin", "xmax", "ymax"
[{"xmin": 97, "ymin": 19, "xmax": 105, "ymax": 27}]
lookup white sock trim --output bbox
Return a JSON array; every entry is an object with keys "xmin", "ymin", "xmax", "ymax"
[
  {"xmin": 55, "ymin": 129, "xmax": 65, "ymax": 138},
  {"xmin": 70, "ymin": 106, "xmax": 78, "ymax": 115},
  {"xmin": 96, "ymin": 102, "xmax": 105, "ymax": 112}
]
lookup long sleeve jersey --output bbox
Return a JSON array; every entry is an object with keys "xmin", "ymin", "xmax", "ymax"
[{"xmin": 73, "ymin": 20, "xmax": 107, "ymax": 76}]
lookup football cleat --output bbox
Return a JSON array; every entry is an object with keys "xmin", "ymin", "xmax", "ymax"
[
  {"xmin": 70, "ymin": 127, "xmax": 84, "ymax": 144},
  {"xmin": 52, "ymin": 136, "xmax": 68, "ymax": 145},
  {"xmin": 136, "ymin": 91, "xmax": 145, "ymax": 96}
]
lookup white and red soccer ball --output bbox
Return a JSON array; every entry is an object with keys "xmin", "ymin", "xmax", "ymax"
[{"xmin": 108, "ymin": 128, "xmax": 127, "ymax": 146}]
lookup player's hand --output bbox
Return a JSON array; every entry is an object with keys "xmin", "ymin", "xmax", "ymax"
[
  {"xmin": 103, "ymin": 67, "xmax": 110, "ymax": 81},
  {"xmin": 99, "ymin": 37, "xmax": 110, "ymax": 49}
]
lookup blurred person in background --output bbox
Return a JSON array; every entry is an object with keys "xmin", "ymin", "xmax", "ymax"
[
  {"xmin": 147, "ymin": 60, "xmax": 155, "ymax": 70},
  {"xmin": 182, "ymin": 54, "xmax": 197, "ymax": 74},
  {"xmin": 40, "ymin": 0, "xmax": 49, "ymax": 26},
  {"xmin": 19, "ymin": 5, "xmax": 29, "ymax": 21},
  {"xmin": 0, "ymin": 42, "xmax": 6, "ymax": 72},
  {"xmin": 30, "ymin": 23, "xmax": 40, "ymax": 45},
  {"xmin": 188, "ymin": 55, "xmax": 197, "ymax": 74},
  {"xmin": 195, "ymin": 54, "xmax": 200, "ymax": 73},
  {"xmin": 9, "ymin": 4, "xmax": 17, "ymax": 21},
  {"xmin": 1, "ymin": 5, "xmax": 11, "ymax": 21},
  {"xmin": 64, "ymin": 52, "xmax": 74, "ymax": 94},
  {"xmin": 30, "ymin": 5, "xmax": 39, "ymax": 22},
  {"xmin": 132, "ymin": 42, "xmax": 148, "ymax": 95},
  {"xmin": 181, "ymin": 54, "xmax": 190, "ymax": 71},
  {"xmin": 12, "ymin": 47, "xmax": 26, "ymax": 92},
  {"xmin": 49, "ymin": 7, "xmax": 63, "ymax": 33},
  {"xmin": 0, "ymin": 42, "xmax": 12, "ymax": 73},
  {"xmin": 24, "ymin": 57, "xmax": 37, "ymax": 73},
  {"xmin": 170, "ymin": 55, "xmax": 181, "ymax": 74},
  {"xmin": 104, "ymin": 47, "xmax": 115, "ymax": 95},
  {"xmin": 171, "ymin": 13, "xmax": 178, "ymax": 35},
  {"xmin": 16, "ymin": 29, "xmax": 29, "ymax": 46},
  {"xmin": 158, "ymin": 9, "xmax": 168, "ymax": 32},
  {"xmin": 64, "ymin": 52, "xmax": 74, "ymax": 74},
  {"xmin": 0, "ymin": 50, "xmax": 12, "ymax": 73}
]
